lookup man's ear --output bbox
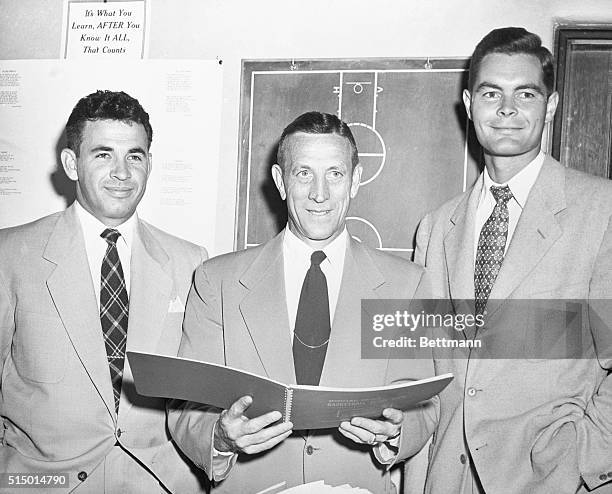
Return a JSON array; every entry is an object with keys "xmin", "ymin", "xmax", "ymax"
[
  {"xmin": 350, "ymin": 164, "xmax": 362, "ymax": 199},
  {"xmin": 462, "ymin": 89, "xmax": 473, "ymax": 120},
  {"xmin": 545, "ymin": 91, "xmax": 559, "ymax": 123},
  {"xmin": 271, "ymin": 164, "xmax": 286, "ymax": 200},
  {"xmin": 60, "ymin": 148, "xmax": 79, "ymax": 182}
]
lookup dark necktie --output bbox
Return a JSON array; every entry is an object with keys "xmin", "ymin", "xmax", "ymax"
[
  {"xmin": 293, "ymin": 251, "xmax": 331, "ymax": 386},
  {"xmin": 474, "ymin": 185, "xmax": 514, "ymax": 316},
  {"xmin": 100, "ymin": 228, "xmax": 129, "ymax": 413}
]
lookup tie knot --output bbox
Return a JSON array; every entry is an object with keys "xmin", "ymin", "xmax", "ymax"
[
  {"xmin": 101, "ymin": 228, "xmax": 121, "ymax": 245},
  {"xmin": 310, "ymin": 250, "xmax": 326, "ymax": 266},
  {"xmin": 490, "ymin": 185, "xmax": 513, "ymax": 205}
]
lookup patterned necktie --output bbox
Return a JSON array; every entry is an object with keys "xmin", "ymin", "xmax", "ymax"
[
  {"xmin": 474, "ymin": 185, "xmax": 513, "ymax": 316},
  {"xmin": 293, "ymin": 250, "xmax": 331, "ymax": 386},
  {"xmin": 100, "ymin": 228, "xmax": 129, "ymax": 413}
]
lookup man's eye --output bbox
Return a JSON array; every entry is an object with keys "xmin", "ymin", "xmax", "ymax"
[
  {"xmin": 297, "ymin": 170, "xmax": 310, "ymax": 178},
  {"xmin": 328, "ymin": 170, "xmax": 343, "ymax": 179},
  {"xmin": 482, "ymin": 91, "xmax": 500, "ymax": 99},
  {"xmin": 128, "ymin": 154, "xmax": 143, "ymax": 162},
  {"xmin": 517, "ymin": 91, "xmax": 536, "ymax": 99},
  {"xmin": 95, "ymin": 152, "xmax": 111, "ymax": 159}
]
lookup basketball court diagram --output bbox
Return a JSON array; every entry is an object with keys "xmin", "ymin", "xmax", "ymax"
[{"xmin": 238, "ymin": 60, "xmax": 479, "ymax": 257}]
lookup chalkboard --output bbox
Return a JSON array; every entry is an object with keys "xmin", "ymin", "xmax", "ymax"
[{"xmin": 236, "ymin": 58, "xmax": 480, "ymax": 259}]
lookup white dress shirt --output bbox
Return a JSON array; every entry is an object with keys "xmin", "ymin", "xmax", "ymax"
[
  {"xmin": 474, "ymin": 151, "xmax": 545, "ymax": 262},
  {"xmin": 282, "ymin": 227, "xmax": 348, "ymax": 337},
  {"xmin": 74, "ymin": 201, "xmax": 136, "ymax": 306}
]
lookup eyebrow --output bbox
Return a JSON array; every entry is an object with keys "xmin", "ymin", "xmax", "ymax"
[
  {"xmin": 476, "ymin": 81, "xmax": 545, "ymax": 96},
  {"xmin": 88, "ymin": 146, "xmax": 147, "ymax": 154}
]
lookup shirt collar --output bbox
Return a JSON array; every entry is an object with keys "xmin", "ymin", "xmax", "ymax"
[
  {"xmin": 283, "ymin": 227, "xmax": 348, "ymax": 266},
  {"xmin": 74, "ymin": 201, "xmax": 137, "ymax": 250},
  {"xmin": 482, "ymin": 151, "xmax": 545, "ymax": 208}
]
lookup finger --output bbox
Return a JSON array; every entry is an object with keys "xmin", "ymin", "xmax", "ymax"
[
  {"xmin": 241, "ymin": 410, "xmax": 284, "ymax": 434},
  {"xmin": 350, "ymin": 416, "xmax": 388, "ymax": 435},
  {"xmin": 235, "ymin": 422, "xmax": 293, "ymax": 452},
  {"xmin": 382, "ymin": 408, "xmax": 404, "ymax": 424},
  {"xmin": 339, "ymin": 421, "xmax": 374, "ymax": 443},
  {"xmin": 226, "ymin": 395, "xmax": 253, "ymax": 418},
  {"xmin": 242, "ymin": 428, "xmax": 293, "ymax": 455},
  {"xmin": 338, "ymin": 425, "xmax": 364, "ymax": 444}
]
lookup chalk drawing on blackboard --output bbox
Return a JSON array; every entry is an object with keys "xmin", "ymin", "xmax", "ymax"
[{"xmin": 237, "ymin": 59, "xmax": 480, "ymax": 258}]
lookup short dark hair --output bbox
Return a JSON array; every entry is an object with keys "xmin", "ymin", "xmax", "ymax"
[
  {"xmin": 468, "ymin": 27, "xmax": 555, "ymax": 95},
  {"xmin": 65, "ymin": 90, "xmax": 153, "ymax": 155},
  {"xmin": 276, "ymin": 111, "xmax": 359, "ymax": 169}
]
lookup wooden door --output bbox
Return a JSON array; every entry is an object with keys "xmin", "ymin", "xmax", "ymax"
[{"xmin": 552, "ymin": 27, "xmax": 612, "ymax": 179}]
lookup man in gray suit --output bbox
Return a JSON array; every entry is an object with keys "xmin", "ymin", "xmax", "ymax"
[
  {"xmin": 0, "ymin": 90, "xmax": 207, "ymax": 493},
  {"xmin": 169, "ymin": 112, "xmax": 428, "ymax": 493},
  {"xmin": 404, "ymin": 27, "xmax": 612, "ymax": 493}
]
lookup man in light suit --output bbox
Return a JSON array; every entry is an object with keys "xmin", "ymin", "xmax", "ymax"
[
  {"xmin": 405, "ymin": 27, "xmax": 612, "ymax": 493},
  {"xmin": 168, "ymin": 112, "xmax": 429, "ymax": 493},
  {"xmin": 0, "ymin": 91, "xmax": 208, "ymax": 493}
]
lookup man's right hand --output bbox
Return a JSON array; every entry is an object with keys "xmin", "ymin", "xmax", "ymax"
[{"xmin": 213, "ymin": 395, "xmax": 293, "ymax": 455}]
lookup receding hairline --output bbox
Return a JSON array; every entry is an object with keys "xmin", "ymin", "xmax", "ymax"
[{"xmin": 277, "ymin": 131, "xmax": 358, "ymax": 171}]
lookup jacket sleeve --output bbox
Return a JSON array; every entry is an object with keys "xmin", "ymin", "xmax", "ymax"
[
  {"xmin": 578, "ymin": 213, "xmax": 612, "ymax": 490},
  {"xmin": 167, "ymin": 263, "xmax": 230, "ymax": 481}
]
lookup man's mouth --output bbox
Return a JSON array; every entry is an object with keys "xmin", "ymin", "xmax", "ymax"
[
  {"xmin": 307, "ymin": 209, "xmax": 331, "ymax": 216},
  {"xmin": 104, "ymin": 186, "xmax": 134, "ymax": 198}
]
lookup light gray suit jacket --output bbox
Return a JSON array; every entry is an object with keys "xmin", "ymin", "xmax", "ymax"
[
  {"xmin": 405, "ymin": 156, "xmax": 612, "ymax": 493},
  {"xmin": 0, "ymin": 204, "xmax": 208, "ymax": 493},
  {"xmin": 168, "ymin": 231, "xmax": 430, "ymax": 494}
]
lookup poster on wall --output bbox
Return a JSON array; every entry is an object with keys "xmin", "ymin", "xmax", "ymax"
[
  {"xmin": 60, "ymin": 0, "xmax": 150, "ymax": 59},
  {"xmin": 0, "ymin": 59, "xmax": 222, "ymax": 251}
]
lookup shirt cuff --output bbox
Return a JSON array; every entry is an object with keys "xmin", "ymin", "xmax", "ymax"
[
  {"xmin": 210, "ymin": 424, "xmax": 238, "ymax": 481},
  {"xmin": 375, "ymin": 434, "xmax": 400, "ymax": 465}
]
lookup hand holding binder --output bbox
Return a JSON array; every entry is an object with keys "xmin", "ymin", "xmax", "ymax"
[{"xmin": 214, "ymin": 395, "xmax": 293, "ymax": 455}]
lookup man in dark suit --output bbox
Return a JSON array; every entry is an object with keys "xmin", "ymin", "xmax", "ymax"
[
  {"xmin": 0, "ymin": 90, "xmax": 208, "ymax": 493},
  {"xmin": 169, "ymin": 112, "xmax": 429, "ymax": 493},
  {"xmin": 404, "ymin": 27, "xmax": 612, "ymax": 493}
]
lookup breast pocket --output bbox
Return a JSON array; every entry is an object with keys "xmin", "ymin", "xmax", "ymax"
[{"xmin": 13, "ymin": 310, "xmax": 68, "ymax": 383}]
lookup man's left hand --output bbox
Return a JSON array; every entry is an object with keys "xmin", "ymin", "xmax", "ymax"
[{"xmin": 338, "ymin": 408, "xmax": 403, "ymax": 446}]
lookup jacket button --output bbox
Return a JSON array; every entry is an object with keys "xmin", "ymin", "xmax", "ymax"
[
  {"xmin": 460, "ymin": 454, "xmax": 467, "ymax": 464},
  {"xmin": 77, "ymin": 471, "xmax": 87, "ymax": 482},
  {"xmin": 600, "ymin": 474, "xmax": 608, "ymax": 481},
  {"xmin": 306, "ymin": 445, "xmax": 314, "ymax": 455},
  {"xmin": 467, "ymin": 387, "xmax": 477, "ymax": 397}
]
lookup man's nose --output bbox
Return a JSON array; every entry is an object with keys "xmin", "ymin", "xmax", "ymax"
[
  {"xmin": 497, "ymin": 95, "xmax": 517, "ymax": 117},
  {"xmin": 110, "ymin": 158, "xmax": 131, "ymax": 180},
  {"xmin": 308, "ymin": 176, "xmax": 329, "ymax": 203}
]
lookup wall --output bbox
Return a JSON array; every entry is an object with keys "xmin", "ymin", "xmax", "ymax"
[{"xmin": 1, "ymin": 0, "xmax": 611, "ymax": 254}]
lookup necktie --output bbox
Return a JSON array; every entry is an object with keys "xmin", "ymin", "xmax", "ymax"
[
  {"xmin": 293, "ymin": 251, "xmax": 331, "ymax": 386},
  {"xmin": 100, "ymin": 228, "xmax": 129, "ymax": 413},
  {"xmin": 474, "ymin": 185, "xmax": 513, "ymax": 316}
]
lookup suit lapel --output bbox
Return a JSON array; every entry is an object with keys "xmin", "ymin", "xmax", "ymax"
[
  {"xmin": 320, "ymin": 238, "xmax": 387, "ymax": 387},
  {"xmin": 444, "ymin": 177, "xmax": 482, "ymax": 302},
  {"xmin": 43, "ymin": 205, "xmax": 115, "ymax": 417},
  {"xmin": 487, "ymin": 157, "xmax": 565, "ymax": 310},
  {"xmin": 239, "ymin": 233, "xmax": 296, "ymax": 384},
  {"xmin": 122, "ymin": 220, "xmax": 173, "ymax": 416}
]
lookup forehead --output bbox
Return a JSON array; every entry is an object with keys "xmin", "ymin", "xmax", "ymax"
[
  {"xmin": 475, "ymin": 53, "xmax": 545, "ymax": 88},
  {"xmin": 284, "ymin": 132, "xmax": 352, "ymax": 169},
  {"xmin": 80, "ymin": 119, "xmax": 148, "ymax": 149}
]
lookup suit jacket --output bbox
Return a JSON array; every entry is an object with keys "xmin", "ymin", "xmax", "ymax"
[
  {"xmin": 168, "ymin": 231, "xmax": 430, "ymax": 494},
  {"xmin": 406, "ymin": 156, "xmax": 612, "ymax": 493},
  {"xmin": 0, "ymin": 204, "xmax": 208, "ymax": 493}
]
